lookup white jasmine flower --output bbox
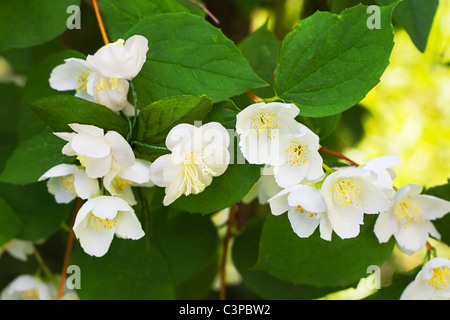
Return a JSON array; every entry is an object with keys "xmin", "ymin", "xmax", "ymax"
[
  {"xmin": 320, "ymin": 166, "xmax": 391, "ymax": 239},
  {"xmin": 49, "ymin": 58, "xmax": 96, "ymax": 102},
  {"xmin": 149, "ymin": 122, "xmax": 230, "ymax": 206},
  {"xmin": 0, "ymin": 239, "xmax": 34, "ymax": 262},
  {"xmin": 0, "ymin": 275, "xmax": 54, "ymax": 300},
  {"xmin": 73, "ymin": 196, "xmax": 145, "ymax": 257},
  {"xmin": 55, "ymin": 123, "xmax": 135, "ymax": 179},
  {"xmin": 103, "ymin": 159, "xmax": 153, "ymax": 205},
  {"xmin": 38, "ymin": 163, "xmax": 100, "ymax": 203},
  {"xmin": 273, "ymin": 128, "xmax": 323, "ymax": 188},
  {"xmin": 374, "ymin": 183, "xmax": 450, "ymax": 254},
  {"xmin": 400, "ymin": 257, "xmax": 450, "ymax": 300},
  {"xmin": 86, "ymin": 35, "xmax": 148, "ymax": 80},
  {"xmin": 269, "ymin": 184, "xmax": 332, "ymax": 240},
  {"xmin": 236, "ymin": 102, "xmax": 300, "ymax": 165}
]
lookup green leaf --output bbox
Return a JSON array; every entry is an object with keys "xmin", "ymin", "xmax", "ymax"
[
  {"xmin": 0, "ymin": 196, "xmax": 23, "ymax": 247},
  {"xmin": 125, "ymin": 13, "xmax": 268, "ymax": 106},
  {"xmin": 98, "ymin": 0, "xmax": 190, "ymax": 40},
  {"xmin": 376, "ymin": 0, "xmax": 439, "ymax": 52},
  {"xmin": 29, "ymin": 95, "xmax": 130, "ymax": 137},
  {"xmin": 274, "ymin": 3, "xmax": 397, "ymax": 117},
  {"xmin": 0, "ymin": 0, "xmax": 81, "ymax": 52},
  {"xmin": 233, "ymin": 217, "xmax": 344, "ymax": 299},
  {"xmin": 238, "ymin": 21, "xmax": 281, "ymax": 98},
  {"xmin": 170, "ymin": 163, "xmax": 261, "ymax": 214},
  {"xmin": 0, "ymin": 130, "xmax": 73, "ymax": 185},
  {"xmin": 0, "ymin": 182, "xmax": 72, "ymax": 241},
  {"xmin": 71, "ymin": 238, "xmax": 176, "ymax": 300},
  {"xmin": 135, "ymin": 95, "xmax": 213, "ymax": 144},
  {"xmin": 256, "ymin": 214, "xmax": 395, "ymax": 287}
]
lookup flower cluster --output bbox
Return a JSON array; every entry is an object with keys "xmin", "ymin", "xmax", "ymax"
[
  {"xmin": 39, "ymin": 123, "xmax": 151, "ymax": 257},
  {"xmin": 236, "ymin": 102, "xmax": 450, "ymax": 255},
  {"xmin": 49, "ymin": 35, "xmax": 148, "ymax": 115}
]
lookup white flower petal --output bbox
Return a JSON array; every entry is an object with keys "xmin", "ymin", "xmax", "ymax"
[
  {"xmin": 104, "ymin": 131, "xmax": 135, "ymax": 168},
  {"xmin": 374, "ymin": 210, "xmax": 398, "ymax": 243},
  {"xmin": 84, "ymin": 155, "xmax": 112, "ymax": 178},
  {"xmin": 114, "ymin": 211, "xmax": 145, "ymax": 240}
]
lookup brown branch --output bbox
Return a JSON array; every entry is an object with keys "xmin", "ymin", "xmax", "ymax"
[
  {"xmin": 319, "ymin": 147, "xmax": 360, "ymax": 167},
  {"xmin": 92, "ymin": 0, "xmax": 109, "ymax": 44},
  {"xmin": 56, "ymin": 197, "xmax": 83, "ymax": 300},
  {"xmin": 245, "ymin": 91, "xmax": 264, "ymax": 103},
  {"xmin": 219, "ymin": 203, "xmax": 237, "ymax": 300},
  {"xmin": 187, "ymin": 0, "xmax": 220, "ymax": 25}
]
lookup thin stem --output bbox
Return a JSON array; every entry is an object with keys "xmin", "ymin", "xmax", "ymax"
[
  {"xmin": 56, "ymin": 197, "xmax": 83, "ymax": 300},
  {"xmin": 33, "ymin": 248, "xmax": 55, "ymax": 283},
  {"xmin": 187, "ymin": 0, "xmax": 220, "ymax": 25},
  {"xmin": 92, "ymin": 0, "xmax": 109, "ymax": 45},
  {"xmin": 319, "ymin": 147, "xmax": 360, "ymax": 167},
  {"xmin": 131, "ymin": 140, "xmax": 169, "ymax": 151},
  {"xmin": 246, "ymin": 91, "xmax": 264, "ymax": 103},
  {"xmin": 126, "ymin": 80, "xmax": 138, "ymax": 141},
  {"xmin": 219, "ymin": 203, "xmax": 237, "ymax": 300}
]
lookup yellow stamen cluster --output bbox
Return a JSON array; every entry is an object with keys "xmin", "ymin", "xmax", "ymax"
[
  {"xmin": 285, "ymin": 143, "xmax": 307, "ymax": 167},
  {"xmin": 16, "ymin": 289, "xmax": 40, "ymax": 300},
  {"xmin": 294, "ymin": 205, "xmax": 318, "ymax": 218},
  {"xmin": 111, "ymin": 176, "xmax": 131, "ymax": 193},
  {"xmin": 394, "ymin": 199, "xmax": 422, "ymax": 227},
  {"xmin": 252, "ymin": 112, "xmax": 280, "ymax": 139},
  {"xmin": 77, "ymin": 155, "xmax": 86, "ymax": 167},
  {"xmin": 427, "ymin": 266, "xmax": 450, "ymax": 290},
  {"xmin": 96, "ymin": 77, "xmax": 120, "ymax": 92},
  {"xmin": 74, "ymin": 71, "xmax": 88, "ymax": 93},
  {"xmin": 333, "ymin": 179, "xmax": 363, "ymax": 207},
  {"xmin": 180, "ymin": 152, "xmax": 216, "ymax": 195},
  {"xmin": 90, "ymin": 213, "xmax": 117, "ymax": 232},
  {"xmin": 61, "ymin": 174, "xmax": 76, "ymax": 197}
]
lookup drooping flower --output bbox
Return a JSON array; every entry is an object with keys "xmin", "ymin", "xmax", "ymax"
[
  {"xmin": 55, "ymin": 123, "xmax": 135, "ymax": 179},
  {"xmin": 49, "ymin": 58, "xmax": 96, "ymax": 102},
  {"xmin": 149, "ymin": 122, "xmax": 230, "ymax": 206},
  {"xmin": 374, "ymin": 183, "xmax": 450, "ymax": 254},
  {"xmin": 38, "ymin": 163, "xmax": 100, "ymax": 203},
  {"xmin": 0, "ymin": 275, "xmax": 54, "ymax": 300},
  {"xmin": 400, "ymin": 257, "xmax": 450, "ymax": 300},
  {"xmin": 273, "ymin": 128, "xmax": 324, "ymax": 188},
  {"xmin": 103, "ymin": 159, "xmax": 153, "ymax": 205},
  {"xmin": 269, "ymin": 184, "xmax": 332, "ymax": 240},
  {"xmin": 320, "ymin": 166, "xmax": 392, "ymax": 239},
  {"xmin": 235, "ymin": 102, "xmax": 301, "ymax": 165},
  {"xmin": 72, "ymin": 196, "xmax": 145, "ymax": 257},
  {"xmin": 86, "ymin": 35, "xmax": 148, "ymax": 80},
  {"xmin": 0, "ymin": 239, "xmax": 34, "ymax": 262}
]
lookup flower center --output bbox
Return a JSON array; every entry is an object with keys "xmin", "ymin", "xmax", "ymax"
[
  {"xmin": 61, "ymin": 174, "xmax": 76, "ymax": 197},
  {"xmin": 96, "ymin": 77, "xmax": 120, "ymax": 92},
  {"xmin": 251, "ymin": 112, "xmax": 280, "ymax": 139},
  {"xmin": 16, "ymin": 288, "xmax": 40, "ymax": 300},
  {"xmin": 74, "ymin": 70, "xmax": 89, "ymax": 93},
  {"xmin": 333, "ymin": 178, "xmax": 363, "ymax": 207},
  {"xmin": 89, "ymin": 213, "xmax": 117, "ymax": 232},
  {"xmin": 111, "ymin": 176, "xmax": 131, "ymax": 193},
  {"xmin": 77, "ymin": 155, "xmax": 86, "ymax": 167},
  {"xmin": 180, "ymin": 152, "xmax": 216, "ymax": 195},
  {"xmin": 285, "ymin": 143, "xmax": 307, "ymax": 167},
  {"xmin": 294, "ymin": 205, "xmax": 318, "ymax": 218},
  {"xmin": 394, "ymin": 198, "xmax": 422, "ymax": 227},
  {"xmin": 427, "ymin": 266, "xmax": 450, "ymax": 290}
]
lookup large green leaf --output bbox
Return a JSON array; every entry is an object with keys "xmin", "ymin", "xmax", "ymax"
[
  {"xmin": 125, "ymin": 13, "xmax": 268, "ymax": 106},
  {"xmin": 376, "ymin": 0, "xmax": 439, "ymax": 52},
  {"xmin": 256, "ymin": 214, "xmax": 395, "ymax": 287},
  {"xmin": 0, "ymin": 196, "xmax": 23, "ymax": 247},
  {"xmin": 29, "ymin": 95, "xmax": 129, "ymax": 137},
  {"xmin": 0, "ymin": 182, "xmax": 72, "ymax": 241},
  {"xmin": 98, "ymin": 0, "xmax": 191, "ymax": 40},
  {"xmin": 233, "ymin": 218, "xmax": 343, "ymax": 299},
  {"xmin": 274, "ymin": 3, "xmax": 397, "ymax": 117},
  {"xmin": 0, "ymin": 130, "xmax": 73, "ymax": 185},
  {"xmin": 0, "ymin": 0, "xmax": 80, "ymax": 52}
]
